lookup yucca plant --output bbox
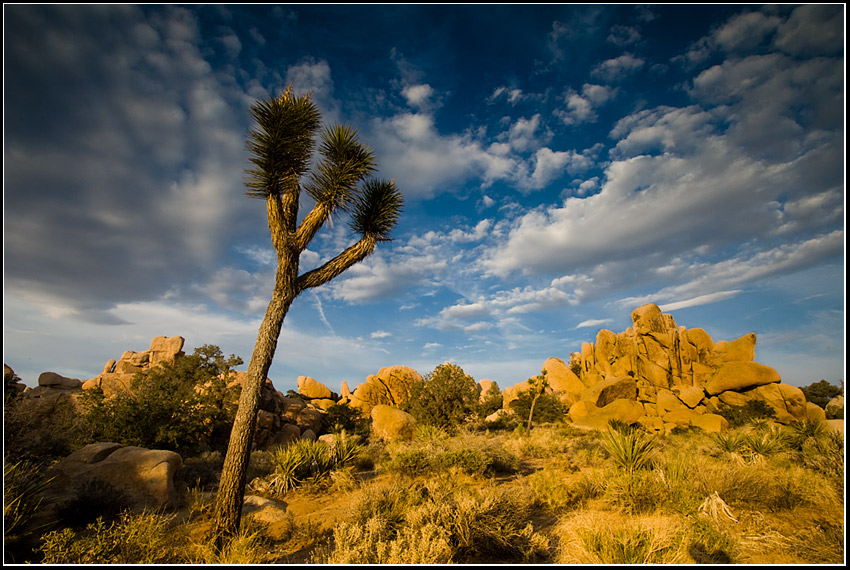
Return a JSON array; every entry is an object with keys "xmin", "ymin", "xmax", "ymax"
[
  {"xmin": 785, "ymin": 419, "xmax": 829, "ymax": 450},
  {"xmin": 711, "ymin": 430, "xmax": 747, "ymax": 454},
  {"xmin": 743, "ymin": 429, "xmax": 786, "ymax": 459},
  {"xmin": 601, "ymin": 426, "xmax": 658, "ymax": 474}
]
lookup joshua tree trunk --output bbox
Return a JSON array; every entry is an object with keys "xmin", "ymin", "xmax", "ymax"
[{"xmin": 213, "ymin": 281, "xmax": 294, "ymax": 538}]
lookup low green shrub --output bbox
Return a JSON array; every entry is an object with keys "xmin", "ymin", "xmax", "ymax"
[{"xmin": 716, "ymin": 400, "xmax": 777, "ymax": 427}]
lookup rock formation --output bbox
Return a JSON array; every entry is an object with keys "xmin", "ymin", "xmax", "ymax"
[
  {"xmin": 82, "ymin": 336, "xmax": 186, "ymax": 397},
  {"xmin": 344, "ymin": 365, "xmax": 424, "ymax": 415},
  {"xmin": 508, "ymin": 304, "xmax": 823, "ymax": 433}
]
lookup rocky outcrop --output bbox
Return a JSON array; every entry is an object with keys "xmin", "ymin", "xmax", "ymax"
[
  {"xmin": 48, "ymin": 442, "xmax": 183, "ymax": 510},
  {"xmin": 82, "ymin": 336, "xmax": 185, "ymax": 397},
  {"xmin": 345, "ymin": 365, "xmax": 424, "ymax": 415},
  {"xmin": 507, "ymin": 304, "xmax": 815, "ymax": 434}
]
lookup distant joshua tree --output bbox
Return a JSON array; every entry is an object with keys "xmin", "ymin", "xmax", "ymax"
[{"xmin": 213, "ymin": 87, "xmax": 403, "ymax": 542}]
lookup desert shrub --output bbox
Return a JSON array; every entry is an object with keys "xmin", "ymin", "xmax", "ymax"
[
  {"xmin": 385, "ymin": 432, "xmax": 519, "ymax": 478},
  {"xmin": 3, "ymin": 392, "xmax": 85, "ymax": 464},
  {"xmin": 176, "ymin": 451, "xmax": 224, "ymax": 491},
  {"xmin": 323, "ymin": 400, "xmax": 369, "ymax": 436},
  {"xmin": 603, "ymin": 469, "xmax": 668, "ymax": 514},
  {"xmin": 555, "ymin": 511, "xmax": 695, "ymax": 564},
  {"xmin": 716, "ymin": 400, "xmax": 776, "ymax": 427},
  {"xmin": 653, "ymin": 453, "xmax": 702, "ymax": 514},
  {"xmin": 525, "ymin": 468, "xmax": 604, "ymax": 513},
  {"xmin": 437, "ymin": 448, "xmax": 491, "ymax": 476},
  {"xmin": 479, "ymin": 383, "xmax": 503, "ymax": 418},
  {"xmin": 404, "ymin": 363, "xmax": 480, "ymax": 431},
  {"xmin": 253, "ymin": 436, "xmax": 364, "ymax": 497},
  {"xmin": 186, "ymin": 519, "xmax": 270, "ymax": 564},
  {"xmin": 348, "ymin": 479, "xmax": 430, "ymax": 533},
  {"xmin": 799, "ymin": 379, "xmax": 842, "ymax": 409},
  {"xmin": 408, "ymin": 483, "xmax": 549, "ymax": 563},
  {"xmin": 795, "ymin": 429, "xmax": 843, "ymax": 492},
  {"xmin": 77, "ymin": 345, "xmax": 242, "ymax": 457},
  {"xmin": 39, "ymin": 510, "xmax": 178, "ymax": 564},
  {"xmin": 507, "ymin": 389, "xmax": 564, "ymax": 426},
  {"xmin": 315, "ymin": 516, "xmax": 453, "ymax": 564},
  {"xmin": 4, "ymin": 461, "xmax": 58, "ymax": 563}
]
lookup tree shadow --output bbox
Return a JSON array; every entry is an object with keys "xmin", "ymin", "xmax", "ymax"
[{"xmin": 689, "ymin": 542, "xmax": 732, "ymax": 564}]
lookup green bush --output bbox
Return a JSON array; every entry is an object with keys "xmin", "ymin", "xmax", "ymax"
[
  {"xmin": 508, "ymin": 389, "xmax": 564, "ymax": 426},
  {"xmin": 404, "ymin": 363, "xmax": 480, "ymax": 431},
  {"xmin": 479, "ymin": 383, "xmax": 503, "ymax": 418},
  {"xmin": 77, "ymin": 345, "xmax": 242, "ymax": 456},
  {"xmin": 323, "ymin": 400, "xmax": 369, "ymax": 436},
  {"xmin": 716, "ymin": 400, "xmax": 777, "ymax": 427},
  {"xmin": 4, "ymin": 392, "xmax": 84, "ymax": 465},
  {"xmin": 799, "ymin": 379, "xmax": 842, "ymax": 409}
]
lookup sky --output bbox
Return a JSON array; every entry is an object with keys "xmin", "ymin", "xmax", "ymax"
[{"xmin": 3, "ymin": 4, "xmax": 845, "ymax": 394}]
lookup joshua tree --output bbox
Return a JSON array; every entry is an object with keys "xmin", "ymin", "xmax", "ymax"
[
  {"xmin": 525, "ymin": 370, "xmax": 549, "ymax": 432},
  {"xmin": 213, "ymin": 87, "xmax": 403, "ymax": 540}
]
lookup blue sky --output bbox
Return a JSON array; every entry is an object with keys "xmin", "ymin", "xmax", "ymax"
[{"xmin": 3, "ymin": 4, "xmax": 845, "ymax": 393}]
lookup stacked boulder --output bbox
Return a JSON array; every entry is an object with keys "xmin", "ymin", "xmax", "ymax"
[
  {"xmin": 82, "ymin": 336, "xmax": 186, "ymax": 397},
  {"xmin": 520, "ymin": 304, "xmax": 819, "ymax": 433},
  {"xmin": 341, "ymin": 365, "xmax": 424, "ymax": 416},
  {"xmin": 296, "ymin": 375, "xmax": 340, "ymax": 411}
]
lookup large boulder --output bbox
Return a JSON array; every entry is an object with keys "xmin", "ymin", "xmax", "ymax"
[
  {"xmin": 711, "ymin": 333, "xmax": 756, "ymax": 364},
  {"xmin": 704, "ymin": 361, "xmax": 781, "ymax": 396},
  {"xmin": 349, "ymin": 366, "xmax": 423, "ymax": 414},
  {"xmin": 37, "ymin": 372, "xmax": 83, "ymax": 390},
  {"xmin": 370, "ymin": 405, "xmax": 416, "ymax": 442},
  {"xmin": 149, "ymin": 336, "xmax": 185, "ymax": 367},
  {"xmin": 297, "ymin": 376, "xmax": 334, "ymax": 400},
  {"xmin": 825, "ymin": 395, "xmax": 843, "ymax": 419},
  {"xmin": 542, "ymin": 357, "xmax": 587, "ymax": 399},
  {"xmin": 571, "ymin": 399, "xmax": 645, "ymax": 431},
  {"xmin": 48, "ymin": 442, "xmax": 183, "ymax": 510}
]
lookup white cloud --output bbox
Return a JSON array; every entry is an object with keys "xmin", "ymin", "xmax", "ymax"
[
  {"xmin": 575, "ymin": 318, "xmax": 613, "ymax": 329},
  {"xmin": 402, "ymin": 83, "xmax": 435, "ymax": 109},
  {"xmin": 591, "ymin": 53, "xmax": 644, "ymax": 81},
  {"xmin": 658, "ymin": 291, "xmax": 742, "ymax": 312}
]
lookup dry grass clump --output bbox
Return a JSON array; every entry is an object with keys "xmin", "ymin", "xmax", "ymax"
[
  {"xmin": 39, "ymin": 510, "xmax": 181, "ymax": 564},
  {"xmin": 314, "ymin": 476, "xmax": 549, "ymax": 564},
  {"xmin": 554, "ymin": 510, "xmax": 725, "ymax": 564}
]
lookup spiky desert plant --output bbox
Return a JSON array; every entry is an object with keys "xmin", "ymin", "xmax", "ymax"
[{"xmin": 601, "ymin": 427, "xmax": 658, "ymax": 474}]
